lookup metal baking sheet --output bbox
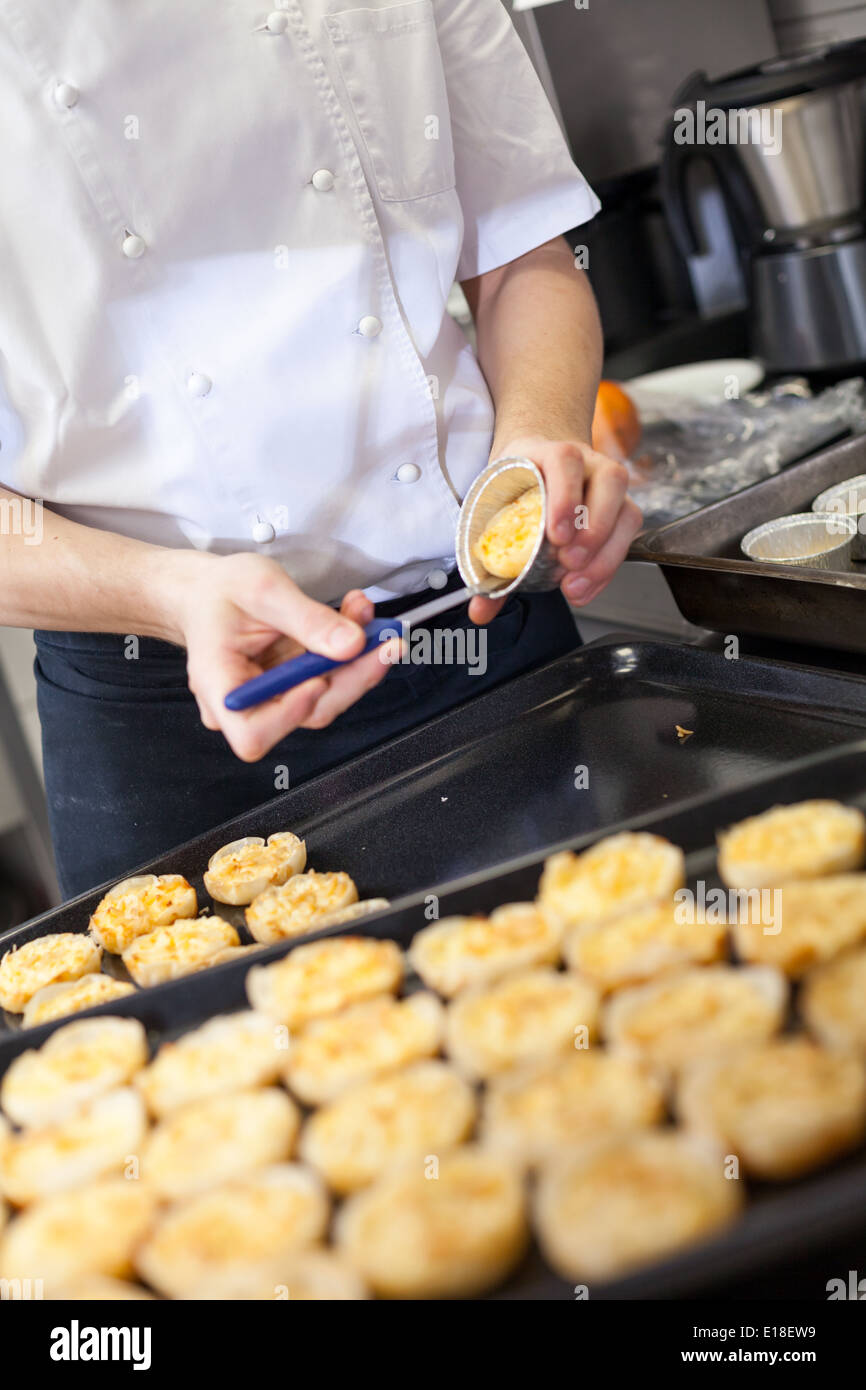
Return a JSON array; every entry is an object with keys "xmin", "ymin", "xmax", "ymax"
[
  {"xmin": 2, "ymin": 638, "xmax": 866, "ymax": 1010},
  {"xmin": 4, "ymin": 743, "xmax": 866, "ymax": 1301},
  {"xmin": 630, "ymin": 434, "xmax": 866, "ymax": 654},
  {"xmin": 2, "ymin": 637, "xmax": 866, "ymax": 1015}
]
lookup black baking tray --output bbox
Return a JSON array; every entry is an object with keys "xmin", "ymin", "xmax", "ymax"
[
  {"xmin": 4, "ymin": 742, "xmax": 866, "ymax": 1301},
  {"xmin": 630, "ymin": 434, "xmax": 866, "ymax": 654},
  {"xmin": 3, "ymin": 637, "xmax": 866, "ymax": 994}
]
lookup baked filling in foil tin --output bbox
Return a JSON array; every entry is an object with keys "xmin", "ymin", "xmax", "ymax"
[{"xmin": 456, "ymin": 457, "xmax": 562, "ymax": 597}]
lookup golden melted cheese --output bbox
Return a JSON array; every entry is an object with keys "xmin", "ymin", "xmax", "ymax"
[
  {"xmin": 336, "ymin": 1146, "xmax": 528, "ymax": 1299},
  {"xmin": 282, "ymin": 993, "xmax": 444, "ymax": 1106},
  {"xmin": 473, "ymin": 486, "xmax": 544, "ymax": 581},
  {"xmin": 135, "ymin": 1010, "xmax": 283, "ymax": 1118},
  {"xmin": 203, "ymin": 833, "xmax": 307, "ymax": 906},
  {"xmin": 445, "ymin": 968, "xmax": 600, "ymax": 1080},
  {"xmin": 801, "ymin": 944, "xmax": 866, "ymax": 1052},
  {"xmin": 182, "ymin": 1248, "xmax": 368, "ymax": 1301},
  {"xmin": 22, "ymin": 974, "xmax": 136, "ymax": 1028},
  {"xmin": 314, "ymin": 898, "xmax": 391, "ymax": 929},
  {"xmin": 0, "ymin": 933, "xmax": 102, "ymax": 1014},
  {"xmin": 47, "ymin": 1275, "xmax": 155, "ymax": 1300},
  {"xmin": 409, "ymin": 904, "xmax": 562, "ymax": 998},
  {"xmin": 140, "ymin": 1087, "xmax": 298, "ymax": 1201},
  {"xmin": 0, "ymin": 1177, "xmax": 157, "ymax": 1290},
  {"xmin": 732, "ymin": 874, "xmax": 866, "ymax": 977},
  {"xmin": 718, "ymin": 800, "xmax": 866, "ymax": 889},
  {"xmin": 677, "ymin": 1036, "xmax": 866, "ymax": 1179},
  {"xmin": 534, "ymin": 1131, "xmax": 741, "ymax": 1283},
  {"xmin": 2, "ymin": 1016, "xmax": 148, "ymax": 1129},
  {"xmin": 481, "ymin": 1050, "xmax": 664, "ymax": 1167},
  {"xmin": 89, "ymin": 874, "xmax": 197, "ymax": 954},
  {"xmin": 538, "ymin": 833, "xmax": 686, "ymax": 931},
  {"xmin": 299, "ymin": 1060, "xmax": 476, "ymax": 1194},
  {"xmin": 135, "ymin": 1164, "xmax": 328, "ymax": 1297},
  {"xmin": 245, "ymin": 871, "xmax": 358, "ymax": 945},
  {"xmin": 245, "ymin": 935, "xmax": 404, "ymax": 1029},
  {"xmin": 0, "ymin": 1088, "xmax": 147, "ymax": 1206},
  {"xmin": 121, "ymin": 916, "xmax": 239, "ymax": 987},
  {"xmin": 602, "ymin": 965, "xmax": 787, "ymax": 1075},
  {"xmin": 564, "ymin": 899, "xmax": 726, "ymax": 992}
]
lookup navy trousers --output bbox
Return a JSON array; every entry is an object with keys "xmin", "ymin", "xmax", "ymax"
[{"xmin": 34, "ymin": 587, "xmax": 579, "ymax": 900}]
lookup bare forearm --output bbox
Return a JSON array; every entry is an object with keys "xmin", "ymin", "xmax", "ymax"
[
  {"xmin": 0, "ymin": 486, "xmax": 399, "ymax": 761},
  {"xmin": 0, "ymin": 487, "xmax": 205, "ymax": 642},
  {"xmin": 461, "ymin": 238, "xmax": 640, "ymax": 621},
  {"xmin": 463, "ymin": 237, "xmax": 602, "ymax": 455}
]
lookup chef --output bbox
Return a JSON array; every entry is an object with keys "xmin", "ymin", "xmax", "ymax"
[{"xmin": 0, "ymin": 0, "xmax": 641, "ymax": 898}]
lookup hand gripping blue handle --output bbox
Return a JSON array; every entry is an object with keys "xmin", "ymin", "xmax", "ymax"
[{"xmin": 224, "ymin": 618, "xmax": 399, "ymax": 712}]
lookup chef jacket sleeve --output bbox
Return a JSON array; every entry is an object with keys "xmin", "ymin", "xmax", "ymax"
[{"xmin": 433, "ymin": 0, "xmax": 601, "ymax": 281}]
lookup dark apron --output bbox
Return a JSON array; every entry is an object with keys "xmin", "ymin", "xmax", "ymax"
[{"xmin": 34, "ymin": 580, "xmax": 579, "ymax": 899}]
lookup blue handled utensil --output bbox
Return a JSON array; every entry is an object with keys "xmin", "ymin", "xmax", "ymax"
[{"xmin": 224, "ymin": 585, "xmax": 472, "ymax": 712}]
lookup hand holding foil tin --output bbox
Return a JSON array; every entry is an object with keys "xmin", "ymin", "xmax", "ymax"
[
  {"xmin": 461, "ymin": 440, "xmax": 643, "ymax": 624},
  {"xmin": 226, "ymin": 445, "xmax": 643, "ymax": 713}
]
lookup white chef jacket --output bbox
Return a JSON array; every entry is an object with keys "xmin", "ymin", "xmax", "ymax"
[{"xmin": 0, "ymin": 0, "xmax": 599, "ymax": 604}]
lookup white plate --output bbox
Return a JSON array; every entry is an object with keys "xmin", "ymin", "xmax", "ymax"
[{"xmin": 625, "ymin": 359, "xmax": 765, "ymax": 405}]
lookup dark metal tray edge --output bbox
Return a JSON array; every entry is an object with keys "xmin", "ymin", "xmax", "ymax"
[
  {"xmin": 629, "ymin": 433, "xmax": 866, "ymax": 581},
  {"xmin": 9, "ymin": 638, "xmax": 866, "ymax": 952}
]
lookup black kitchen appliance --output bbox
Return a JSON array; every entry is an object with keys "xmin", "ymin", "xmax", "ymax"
[{"xmin": 661, "ymin": 41, "xmax": 866, "ymax": 374}]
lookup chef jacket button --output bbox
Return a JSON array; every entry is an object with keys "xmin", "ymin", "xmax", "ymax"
[
  {"xmin": 265, "ymin": 11, "xmax": 289, "ymax": 33},
  {"xmin": 358, "ymin": 315, "xmax": 383, "ymax": 339},
  {"xmin": 312, "ymin": 169, "xmax": 335, "ymax": 192},
  {"xmin": 396, "ymin": 463, "xmax": 421, "ymax": 484},
  {"xmin": 427, "ymin": 568, "xmax": 449, "ymax": 590},
  {"xmin": 186, "ymin": 372, "xmax": 212, "ymax": 398},
  {"xmin": 54, "ymin": 81, "xmax": 79, "ymax": 109},
  {"xmin": 122, "ymin": 232, "xmax": 146, "ymax": 259},
  {"xmin": 252, "ymin": 519, "xmax": 276, "ymax": 544}
]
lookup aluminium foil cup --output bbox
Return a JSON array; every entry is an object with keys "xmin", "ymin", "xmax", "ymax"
[
  {"xmin": 812, "ymin": 475, "xmax": 866, "ymax": 561},
  {"xmin": 740, "ymin": 511, "xmax": 858, "ymax": 572},
  {"xmin": 455, "ymin": 457, "xmax": 562, "ymax": 598}
]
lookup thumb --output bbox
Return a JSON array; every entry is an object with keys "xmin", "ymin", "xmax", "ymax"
[
  {"xmin": 469, "ymin": 594, "xmax": 506, "ymax": 626},
  {"xmin": 245, "ymin": 568, "xmax": 366, "ymax": 660}
]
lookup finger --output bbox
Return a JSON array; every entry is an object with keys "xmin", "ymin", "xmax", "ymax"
[
  {"xmin": 193, "ymin": 693, "xmax": 221, "ymax": 732},
  {"xmin": 541, "ymin": 442, "xmax": 585, "ymax": 547},
  {"xmin": 200, "ymin": 703, "xmax": 221, "ymax": 733},
  {"xmin": 256, "ymin": 634, "xmax": 304, "ymax": 670},
  {"xmin": 258, "ymin": 590, "xmax": 372, "ymax": 672},
  {"xmin": 188, "ymin": 653, "xmax": 242, "ymax": 733},
  {"xmin": 559, "ymin": 457, "xmax": 630, "ymax": 573},
  {"xmin": 562, "ymin": 499, "xmax": 643, "ymax": 606},
  {"xmin": 189, "ymin": 641, "xmax": 327, "ymax": 761},
  {"xmin": 340, "ymin": 590, "xmax": 374, "ymax": 626},
  {"xmin": 246, "ymin": 568, "xmax": 367, "ymax": 661},
  {"xmin": 186, "ymin": 661, "xmax": 221, "ymax": 731},
  {"xmin": 222, "ymin": 677, "xmax": 332, "ymax": 761},
  {"xmin": 468, "ymin": 594, "xmax": 505, "ymax": 625},
  {"xmin": 300, "ymin": 637, "xmax": 400, "ymax": 730},
  {"xmin": 198, "ymin": 591, "xmax": 379, "ymax": 759}
]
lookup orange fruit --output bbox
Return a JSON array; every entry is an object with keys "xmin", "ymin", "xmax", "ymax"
[{"xmin": 591, "ymin": 381, "xmax": 641, "ymax": 462}]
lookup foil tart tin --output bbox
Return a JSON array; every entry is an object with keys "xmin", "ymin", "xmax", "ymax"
[
  {"xmin": 812, "ymin": 474, "xmax": 866, "ymax": 561},
  {"xmin": 741, "ymin": 511, "xmax": 858, "ymax": 572},
  {"xmin": 456, "ymin": 457, "xmax": 562, "ymax": 598}
]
